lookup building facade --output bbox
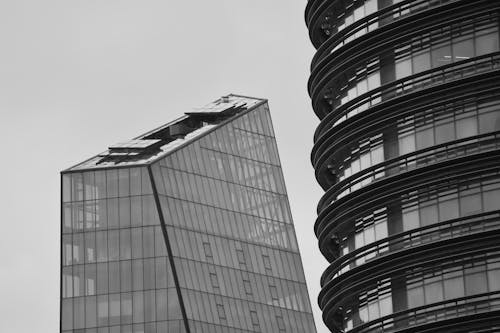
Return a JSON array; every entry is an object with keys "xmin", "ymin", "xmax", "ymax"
[
  {"xmin": 60, "ymin": 95, "xmax": 317, "ymax": 333},
  {"xmin": 305, "ymin": 1, "xmax": 500, "ymax": 332}
]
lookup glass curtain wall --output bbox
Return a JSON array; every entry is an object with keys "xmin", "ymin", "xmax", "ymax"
[
  {"xmin": 61, "ymin": 167, "xmax": 185, "ymax": 333},
  {"xmin": 61, "ymin": 99, "xmax": 317, "ymax": 333},
  {"xmin": 150, "ymin": 103, "xmax": 316, "ymax": 333}
]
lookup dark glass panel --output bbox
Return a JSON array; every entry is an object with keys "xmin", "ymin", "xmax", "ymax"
[
  {"xmin": 431, "ymin": 44, "xmax": 452, "ymax": 68},
  {"xmin": 108, "ymin": 262, "xmax": 120, "ymax": 293},
  {"xmin": 95, "ymin": 171, "xmax": 106, "ymax": 200},
  {"xmin": 74, "ymin": 297, "xmax": 85, "ymax": 329},
  {"xmin": 97, "ymin": 295, "xmax": 108, "ymax": 326},
  {"xmin": 476, "ymin": 27, "xmax": 499, "ymax": 56},
  {"xmin": 107, "ymin": 199, "xmax": 119, "ymax": 229},
  {"xmin": 96, "ymin": 262, "xmax": 108, "ymax": 295},
  {"xmin": 141, "ymin": 168, "xmax": 152, "ymax": 195},
  {"xmin": 108, "ymin": 230, "xmax": 119, "ymax": 261},
  {"xmin": 130, "ymin": 168, "xmax": 141, "ymax": 196},
  {"xmin": 130, "ymin": 197, "xmax": 142, "ymax": 227},
  {"xmin": 86, "ymin": 263, "xmax": 97, "ymax": 296},
  {"xmin": 63, "ymin": 174, "xmax": 71, "ymax": 203},
  {"xmin": 95, "ymin": 199, "xmax": 107, "ymax": 230},
  {"xmin": 106, "ymin": 170, "xmax": 119, "ymax": 198},
  {"xmin": 85, "ymin": 296, "xmax": 97, "ymax": 328},
  {"xmin": 84, "ymin": 172, "xmax": 96, "ymax": 201},
  {"xmin": 119, "ymin": 197, "xmax": 131, "ymax": 228},
  {"xmin": 156, "ymin": 289, "xmax": 168, "ymax": 321},
  {"xmin": 132, "ymin": 259, "xmax": 144, "ymax": 291},
  {"xmin": 62, "ymin": 298, "xmax": 73, "ymax": 330},
  {"xmin": 131, "ymin": 228, "xmax": 143, "ymax": 259},
  {"xmin": 118, "ymin": 168, "xmax": 130, "ymax": 197},
  {"xmin": 121, "ymin": 292, "xmax": 133, "ymax": 324},
  {"xmin": 62, "ymin": 266, "xmax": 73, "ymax": 298},
  {"xmin": 465, "ymin": 271, "xmax": 488, "ymax": 295},
  {"xmin": 85, "ymin": 232, "xmax": 96, "ymax": 263},
  {"xmin": 132, "ymin": 291, "xmax": 144, "ymax": 323},
  {"xmin": 479, "ymin": 110, "xmax": 500, "ymax": 133},
  {"xmin": 142, "ymin": 227, "xmax": 155, "ymax": 258},
  {"xmin": 108, "ymin": 293, "xmax": 121, "ymax": 326},
  {"xmin": 63, "ymin": 203, "xmax": 72, "ymax": 233},
  {"xmin": 96, "ymin": 231, "xmax": 108, "ymax": 262},
  {"xmin": 143, "ymin": 258, "xmax": 155, "ymax": 290},
  {"xmin": 120, "ymin": 229, "xmax": 131, "ymax": 260},
  {"xmin": 74, "ymin": 265, "xmax": 85, "ymax": 297},
  {"xmin": 452, "ymin": 36, "xmax": 474, "ymax": 61},
  {"xmin": 143, "ymin": 290, "xmax": 156, "ymax": 322},
  {"xmin": 120, "ymin": 260, "xmax": 132, "ymax": 292}
]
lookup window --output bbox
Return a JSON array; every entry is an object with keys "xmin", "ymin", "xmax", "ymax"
[
  {"xmin": 236, "ymin": 248, "xmax": 246, "ymax": 267},
  {"xmin": 250, "ymin": 310, "xmax": 260, "ymax": 331},
  {"xmin": 270, "ymin": 285, "xmax": 279, "ymax": 304},
  {"xmin": 216, "ymin": 303, "xmax": 227, "ymax": 323},
  {"xmin": 209, "ymin": 272, "xmax": 220, "ymax": 292},
  {"xmin": 276, "ymin": 315, "xmax": 286, "ymax": 332},
  {"xmin": 262, "ymin": 254, "xmax": 272, "ymax": 274},
  {"xmin": 202, "ymin": 242, "xmax": 213, "ymax": 261}
]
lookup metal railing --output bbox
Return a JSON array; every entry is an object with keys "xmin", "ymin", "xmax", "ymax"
[
  {"xmin": 318, "ymin": 132, "xmax": 500, "ymax": 211},
  {"xmin": 311, "ymin": 0, "xmax": 456, "ymax": 68},
  {"xmin": 321, "ymin": 211, "xmax": 500, "ymax": 285},
  {"xmin": 349, "ymin": 292, "xmax": 500, "ymax": 333},
  {"xmin": 314, "ymin": 52, "xmax": 500, "ymax": 145}
]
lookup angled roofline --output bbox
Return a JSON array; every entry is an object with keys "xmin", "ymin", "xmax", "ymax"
[{"xmin": 61, "ymin": 94, "xmax": 268, "ymax": 174}]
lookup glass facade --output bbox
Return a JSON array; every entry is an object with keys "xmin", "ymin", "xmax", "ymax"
[
  {"xmin": 306, "ymin": 0, "xmax": 500, "ymax": 332},
  {"xmin": 61, "ymin": 167, "xmax": 184, "ymax": 333},
  {"xmin": 60, "ymin": 95, "xmax": 316, "ymax": 333}
]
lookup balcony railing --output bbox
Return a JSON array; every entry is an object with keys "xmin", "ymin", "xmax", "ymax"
[
  {"xmin": 348, "ymin": 291, "xmax": 500, "ymax": 333},
  {"xmin": 311, "ymin": 0, "xmax": 456, "ymax": 69},
  {"xmin": 318, "ymin": 132, "xmax": 500, "ymax": 211},
  {"xmin": 314, "ymin": 52, "xmax": 500, "ymax": 144},
  {"xmin": 321, "ymin": 211, "xmax": 500, "ymax": 285}
]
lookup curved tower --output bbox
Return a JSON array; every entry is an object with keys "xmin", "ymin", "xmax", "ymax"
[{"xmin": 305, "ymin": 1, "xmax": 500, "ymax": 332}]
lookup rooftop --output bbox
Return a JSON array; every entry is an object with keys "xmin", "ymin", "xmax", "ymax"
[{"xmin": 63, "ymin": 94, "xmax": 266, "ymax": 172}]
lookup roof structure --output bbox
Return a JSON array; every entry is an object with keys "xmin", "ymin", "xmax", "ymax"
[{"xmin": 64, "ymin": 94, "xmax": 266, "ymax": 172}]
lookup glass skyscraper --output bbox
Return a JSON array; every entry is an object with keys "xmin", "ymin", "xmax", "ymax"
[
  {"xmin": 60, "ymin": 95, "xmax": 317, "ymax": 333},
  {"xmin": 306, "ymin": 0, "xmax": 500, "ymax": 332}
]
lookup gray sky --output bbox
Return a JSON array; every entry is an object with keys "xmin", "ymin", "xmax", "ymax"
[{"xmin": 0, "ymin": 1, "xmax": 329, "ymax": 331}]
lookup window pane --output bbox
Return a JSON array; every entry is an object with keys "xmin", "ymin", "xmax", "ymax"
[
  {"xmin": 62, "ymin": 299, "xmax": 73, "ymax": 330},
  {"xmin": 424, "ymin": 281, "xmax": 443, "ymax": 303},
  {"xmin": 432, "ymin": 44, "xmax": 452, "ymax": 68},
  {"xmin": 465, "ymin": 272, "xmax": 487, "ymax": 295},
  {"xmin": 395, "ymin": 57, "xmax": 412, "ymax": 80},
  {"xmin": 452, "ymin": 38, "xmax": 474, "ymax": 61},
  {"xmin": 476, "ymin": 29, "xmax": 499, "ymax": 56},
  {"xmin": 444, "ymin": 276, "xmax": 464, "ymax": 299},
  {"xmin": 413, "ymin": 51, "xmax": 431, "ymax": 73},
  {"xmin": 407, "ymin": 287, "xmax": 424, "ymax": 308},
  {"xmin": 460, "ymin": 194, "xmax": 482, "ymax": 216},
  {"xmin": 479, "ymin": 111, "xmax": 500, "ymax": 133},
  {"xmin": 456, "ymin": 117, "xmax": 478, "ymax": 139},
  {"xmin": 435, "ymin": 122, "xmax": 455, "ymax": 144}
]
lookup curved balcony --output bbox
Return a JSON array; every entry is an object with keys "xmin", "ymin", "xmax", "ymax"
[
  {"xmin": 312, "ymin": 52, "xmax": 500, "ymax": 143},
  {"xmin": 309, "ymin": 0, "xmax": 457, "ymax": 70},
  {"xmin": 308, "ymin": 1, "xmax": 500, "ymax": 118},
  {"xmin": 321, "ymin": 211, "xmax": 500, "ymax": 286},
  {"xmin": 315, "ymin": 152, "xmax": 500, "ymax": 248},
  {"xmin": 306, "ymin": 0, "xmax": 500, "ymax": 331},
  {"xmin": 317, "ymin": 132, "xmax": 500, "ymax": 213},
  {"xmin": 320, "ymin": 235, "xmax": 500, "ymax": 331},
  {"xmin": 338, "ymin": 293, "xmax": 500, "ymax": 333}
]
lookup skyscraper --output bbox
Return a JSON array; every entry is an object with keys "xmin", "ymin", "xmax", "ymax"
[
  {"xmin": 306, "ymin": 1, "xmax": 500, "ymax": 332},
  {"xmin": 60, "ymin": 95, "xmax": 317, "ymax": 333}
]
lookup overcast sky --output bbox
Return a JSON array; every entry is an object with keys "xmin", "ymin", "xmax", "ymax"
[{"xmin": 0, "ymin": 1, "xmax": 329, "ymax": 331}]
